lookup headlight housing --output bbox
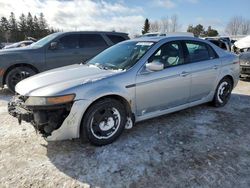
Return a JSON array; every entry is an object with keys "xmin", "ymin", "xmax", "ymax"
[{"xmin": 25, "ymin": 94, "xmax": 75, "ymax": 106}]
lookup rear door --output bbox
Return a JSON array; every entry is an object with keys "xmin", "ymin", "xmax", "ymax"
[
  {"xmin": 45, "ymin": 34, "xmax": 82, "ymax": 69},
  {"xmin": 183, "ymin": 40, "xmax": 220, "ymax": 102}
]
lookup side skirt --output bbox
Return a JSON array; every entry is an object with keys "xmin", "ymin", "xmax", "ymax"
[{"xmin": 135, "ymin": 97, "xmax": 212, "ymax": 123}]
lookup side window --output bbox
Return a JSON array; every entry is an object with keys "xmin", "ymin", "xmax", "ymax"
[
  {"xmin": 207, "ymin": 44, "xmax": 218, "ymax": 59},
  {"xmin": 185, "ymin": 41, "xmax": 211, "ymax": 63},
  {"xmin": 107, "ymin": 34, "xmax": 126, "ymax": 44},
  {"xmin": 148, "ymin": 41, "xmax": 184, "ymax": 69},
  {"xmin": 58, "ymin": 34, "xmax": 79, "ymax": 49},
  {"xmin": 79, "ymin": 34, "xmax": 108, "ymax": 48}
]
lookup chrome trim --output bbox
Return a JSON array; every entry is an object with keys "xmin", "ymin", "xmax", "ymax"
[{"xmin": 136, "ymin": 73, "xmax": 180, "ymax": 86}]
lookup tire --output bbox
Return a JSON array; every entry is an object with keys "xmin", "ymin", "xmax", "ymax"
[
  {"xmin": 6, "ymin": 66, "xmax": 36, "ymax": 93},
  {"xmin": 80, "ymin": 98, "xmax": 126, "ymax": 146},
  {"xmin": 212, "ymin": 77, "xmax": 233, "ymax": 107}
]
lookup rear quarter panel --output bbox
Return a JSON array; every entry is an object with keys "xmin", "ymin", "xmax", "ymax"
[{"xmin": 219, "ymin": 53, "xmax": 239, "ymax": 88}]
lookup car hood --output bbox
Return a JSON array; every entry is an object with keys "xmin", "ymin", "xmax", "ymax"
[
  {"xmin": 0, "ymin": 45, "xmax": 37, "ymax": 54},
  {"xmin": 15, "ymin": 64, "xmax": 121, "ymax": 96}
]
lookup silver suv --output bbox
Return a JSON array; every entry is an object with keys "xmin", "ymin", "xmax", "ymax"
[{"xmin": 8, "ymin": 36, "xmax": 239, "ymax": 146}]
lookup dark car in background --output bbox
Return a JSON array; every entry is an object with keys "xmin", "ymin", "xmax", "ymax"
[
  {"xmin": 239, "ymin": 52, "xmax": 250, "ymax": 78},
  {"xmin": 0, "ymin": 31, "xmax": 129, "ymax": 92},
  {"xmin": 205, "ymin": 38, "xmax": 231, "ymax": 51}
]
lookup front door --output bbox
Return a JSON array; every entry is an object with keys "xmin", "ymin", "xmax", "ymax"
[
  {"xmin": 135, "ymin": 41, "xmax": 191, "ymax": 116},
  {"xmin": 45, "ymin": 34, "xmax": 82, "ymax": 69}
]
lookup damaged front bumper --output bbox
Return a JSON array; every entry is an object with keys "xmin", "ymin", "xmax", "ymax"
[{"xmin": 8, "ymin": 95, "xmax": 73, "ymax": 138}]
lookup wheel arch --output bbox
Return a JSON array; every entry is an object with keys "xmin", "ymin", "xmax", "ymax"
[
  {"xmin": 79, "ymin": 94, "xmax": 135, "ymax": 137},
  {"xmin": 3, "ymin": 63, "xmax": 39, "ymax": 85},
  {"xmin": 221, "ymin": 75, "xmax": 234, "ymax": 86}
]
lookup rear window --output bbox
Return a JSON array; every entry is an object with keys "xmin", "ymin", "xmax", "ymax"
[
  {"xmin": 107, "ymin": 34, "xmax": 126, "ymax": 44},
  {"xmin": 79, "ymin": 34, "xmax": 108, "ymax": 48}
]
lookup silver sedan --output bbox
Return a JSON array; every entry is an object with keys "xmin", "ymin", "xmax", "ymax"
[{"xmin": 8, "ymin": 36, "xmax": 239, "ymax": 146}]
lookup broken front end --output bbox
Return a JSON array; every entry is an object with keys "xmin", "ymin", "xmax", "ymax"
[{"xmin": 8, "ymin": 94, "xmax": 75, "ymax": 137}]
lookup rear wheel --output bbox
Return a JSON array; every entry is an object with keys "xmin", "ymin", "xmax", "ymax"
[
  {"xmin": 80, "ymin": 98, "xmax": 126, "ymax": 146},
  {"xmin": 212, "ymin": 77, "xmax": 233, "ymax": 107},
  {"xmin": 6, "ymin": 66, "xmax": 36, "ymax": 93}
]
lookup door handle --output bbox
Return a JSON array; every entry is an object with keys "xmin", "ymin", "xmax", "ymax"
[
  {"xmin": 212, "ymin": 65, "xmax": 218, "ymax": 70},
  {"xmin": 180, "ymin": 71, "xmax": 190, "ymax": 77}
]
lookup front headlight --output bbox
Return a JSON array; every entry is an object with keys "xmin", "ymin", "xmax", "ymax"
[{"xmin": 25, "ymin": 94, "xmax": 75, "ymax": 106}]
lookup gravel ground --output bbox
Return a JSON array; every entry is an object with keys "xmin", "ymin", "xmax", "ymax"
[{"xmin": 0, "ymin": 80, "xmax": 250, "ymax": 188}]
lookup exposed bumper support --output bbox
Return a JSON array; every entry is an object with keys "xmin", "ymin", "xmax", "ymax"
[
  {"xmin": 8, "ymin": 96, "xmax": 33, "ymax": 124},
  {"xmin": 46, "ymin": 100, "xmax": 91, "ymax": 141},
  {"xmin": 8, "ymin": 96, "xmax": 91, "ymax": 141},
  {"xmin": 8, "ymin": 96, "xmax": 72, "ymax": 138}
]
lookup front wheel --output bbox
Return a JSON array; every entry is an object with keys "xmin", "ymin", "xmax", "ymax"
[
  {"xmin": 80, "ymin": 98, "xmax": 126, "ymax": 146},
  {"xmin": 212, "ymin": 77, "xmax": 233, "ymax": 107},
  {"xmin": 6, "ymin": 67, "xmax": 36, "ymax": 93}
]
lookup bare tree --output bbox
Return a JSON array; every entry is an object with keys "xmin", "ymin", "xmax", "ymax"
[
  {"xmin": 226, "ymin": 16, "xmax": 250, "ymax": 35},
  {"xmin": 150, "ymin": 21, "xmax": 160, "ymax": 32},
  {"xmin": 225, "ymin": 16, "xmax": 243, "ymax": 35},
  {"xmin": 241, "ymin": 18, "xmax": 250, "ymax": 35},
  {"xmin": 161, "ymin": 17, "xmax": 170, "ymax": 33},
  {"xmin": 160, "ymin": 15, "xmax": 180, "ymax": 33},
  {"xmin": 170, "ymin": 14, "xmax": 180, "ymax": 32}
]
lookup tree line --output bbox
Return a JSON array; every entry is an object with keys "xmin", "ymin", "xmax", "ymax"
[
  {"xmin": 187, "ymin": 24, "xmax": 218, "ymax": 37},
  {"xmin": 142, "ymin": 15, "xmax": 250, "ymax": 37},
  {"xmin": 225, "ymin": 16, "xmax": 250, "ymax": 36},
  {"xmin": 142, "ymin": 15, "xmax": 181, "ymax": 34},
  {"xmin": 0, "ymin": 12, "xmax": 60, "ymax": 43}
]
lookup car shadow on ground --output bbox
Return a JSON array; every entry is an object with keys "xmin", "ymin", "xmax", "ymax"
[{"xmin": 45, "ymin": 93, "xmax": 250, "ymax": 187}]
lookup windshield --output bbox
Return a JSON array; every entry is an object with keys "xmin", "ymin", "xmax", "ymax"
[
  {"xmin": 87, "ymin": 41, "xmax": 154, "ymax": 70},
  {"xmin": 31, "ymin": 32, "xmax": 61, "ymax": 47}
]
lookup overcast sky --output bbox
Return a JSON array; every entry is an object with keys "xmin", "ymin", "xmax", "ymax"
[{"xmin": 0, "ymin": 0, "xmax": 249, "ymax": 36}]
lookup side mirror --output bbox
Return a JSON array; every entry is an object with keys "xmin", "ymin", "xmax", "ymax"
[
  {"xmin": 146, "ymin": 60, "xmax": 164, "ymax": 71},
  {"xmin": 50, "ymin": 42, "xmax": 58, "ymax": 50}
]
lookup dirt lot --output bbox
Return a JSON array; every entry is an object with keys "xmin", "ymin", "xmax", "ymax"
[{"xmin": 0, "ymin": 80, "xmax": 250, "ymax": 188}]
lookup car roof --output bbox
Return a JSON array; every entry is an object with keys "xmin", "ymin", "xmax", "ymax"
[
  {"xmin": 58, "ymin": 31, "xmax": 129, "ymax": 36},
  {"xmin": 131, "ymin": 36, "xmax": 198, "ymax": 42}
]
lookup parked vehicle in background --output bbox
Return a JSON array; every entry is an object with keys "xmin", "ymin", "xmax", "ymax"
[
  {"xmin": 231, "ymin": 39, "xmax": 237, "ymax": 45},
  {"xmin": 205, "ymin": 38, "xmax": 231, "ymax": 51},
  {"xmin": 8, "ymin": 35, "xmax": 239, "ymax": 146},
  {"xmin": 239, "ymin": 52, "xmax": 250, "ymax": 78},
  {"xmin": 234, "ymin": 35, "xmax": 250, "ymax": 54},
  {"xmin": 3, "ymin": 40, "xmax": 34, "ymax": 49},
  {"xmin": 219, "ymin": 37, "xmax": 232, "ymax": 48},
  {"xmin": 0, "ymin": 31, "xmax": 129, "ymax": 92}
]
